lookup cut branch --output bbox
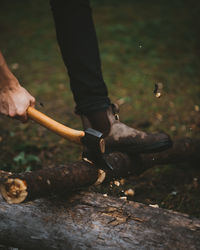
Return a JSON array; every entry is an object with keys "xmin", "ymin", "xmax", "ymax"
[
  {"xmin": 0, "ymin": 153, "xmax": 132, "ymax": 203},
  {"xmin": 0, "ymin": 137, "xmax": 199, "ymax": 204}
]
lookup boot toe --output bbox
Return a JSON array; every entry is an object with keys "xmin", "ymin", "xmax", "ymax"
[
  {"xmin": 105, "ymin": 132, "xmax": 172, "ymax": 154},
  {"xmin": 143, "ymin": 132, "xmax": 173, "ymax": 153}
]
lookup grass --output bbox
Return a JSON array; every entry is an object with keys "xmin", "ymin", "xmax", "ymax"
[{"xmin": 0, "ymin": 0, "xmax": 200, "ymax": 217}]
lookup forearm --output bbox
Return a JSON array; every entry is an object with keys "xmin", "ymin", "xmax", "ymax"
[
  {"xmin": 0, "ymin": 50, "xmax": 35, "ymax": 120},
  {"xmin": 0, "ymin": 51, "xmax": 19, "ymax": 89}
]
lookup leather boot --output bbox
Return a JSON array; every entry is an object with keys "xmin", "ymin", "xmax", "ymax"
[{"xmin": 81, "ymin": 104, "xmax": 172, "ymax": 154}]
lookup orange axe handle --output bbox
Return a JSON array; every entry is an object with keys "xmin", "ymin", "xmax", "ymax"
[{"xmin": 27, "ymin": 107, "xmax": 85, "ymax": 145}]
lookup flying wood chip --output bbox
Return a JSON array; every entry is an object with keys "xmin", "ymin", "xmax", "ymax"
[{"xmin": 154, "ymin": 83, "xmax": 163, "ymax": 98}]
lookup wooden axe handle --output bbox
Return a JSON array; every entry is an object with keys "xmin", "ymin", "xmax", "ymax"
[{"xmin": 27, "ymin": 107, "xmax": 85, "ymax": 144}]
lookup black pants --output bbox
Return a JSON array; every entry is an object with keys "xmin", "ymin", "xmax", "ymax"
[{"xmin": 50, "ymin": 0, "xmax": 111, "ymax": 115}]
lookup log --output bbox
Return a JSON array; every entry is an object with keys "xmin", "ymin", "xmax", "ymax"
[
  {"xmin": 0, "ymin": 137, "xmax": 200, "ymax": 204},
  {"xmin": 0, "ymin": 153, "xmax": 132, "ymax": 204},
  {"xmin": 0, "ymin": 192, "xmax": 200, "ymax": 250}
]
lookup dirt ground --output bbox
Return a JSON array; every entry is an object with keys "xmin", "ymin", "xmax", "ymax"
[{"xmin": 0, "ymin": 0, "xmax": 200, "ymax": 217}]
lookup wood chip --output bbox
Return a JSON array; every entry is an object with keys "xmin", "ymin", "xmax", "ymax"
[
  {"xmin": 114, "ymin": 180, "xmax": 120, "ymax": 186},
  {"xmin": 149, "ymin": 204, "xmax": 159, "ymax": 208},
  {"xmin": 119, "ymin": 196, "xmax": 127, "ymax": 201},
  {"xmin": 120, "ymin": 179, "xmax": 125, "ymax": 185},
  {"xmin": 124, "ymin": 189, "xmax": 135, "ymax": 196},
  {"xmin": 94, "ymin": 169, "xmax": 106, "ymax": 185},
  {"xmin": 155, "ymin": 92, "xmax": 161, "ymax": 98},
  {"xmin": 194, "ymin": 105, "xmax": 199, "ymax": 112}
]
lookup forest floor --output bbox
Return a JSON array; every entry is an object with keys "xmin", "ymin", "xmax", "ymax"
[{"xmin": 0, "ymin": 0, "xmax": 200, "ymax": 217}]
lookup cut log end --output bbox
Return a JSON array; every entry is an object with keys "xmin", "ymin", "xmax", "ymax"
[{"xmin": 0, "ymin": 178, "xmax": 28, "ymax": 204}]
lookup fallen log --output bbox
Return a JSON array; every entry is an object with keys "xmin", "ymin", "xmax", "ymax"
[
  {"xmin": 0, "ymin": 192, "xmax": 199, "ymax": 250},
  {"xmin": 0, "ymin": 137, "xmax": 200, "ymax": 204}
]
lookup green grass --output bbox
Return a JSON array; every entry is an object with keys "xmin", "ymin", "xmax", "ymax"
[{"xmin": 0, "ymin": 0, "xmax": 200, "ymax": 217}]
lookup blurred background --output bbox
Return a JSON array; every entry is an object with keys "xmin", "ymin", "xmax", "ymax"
[{"xmin": 0, "ymin": 0, "xmax": 200, "ymax": 217}]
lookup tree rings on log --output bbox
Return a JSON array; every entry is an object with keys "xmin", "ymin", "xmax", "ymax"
[{"xmin": 0, "ymin": 178, "xmax": 28, "ymax": 204}]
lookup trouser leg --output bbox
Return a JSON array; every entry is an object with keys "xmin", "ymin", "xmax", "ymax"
[{"xmin": 49, "ymin": 0, "xmax": 110, "ymax": 115}]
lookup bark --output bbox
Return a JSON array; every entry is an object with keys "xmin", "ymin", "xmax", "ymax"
[
  {"xmin": 0, "ymin": 192, "xmax": 200, "ymax": 250},
  {"xmin": 0, "ymin": 137, "xmax": 200, "ymax": 204}
]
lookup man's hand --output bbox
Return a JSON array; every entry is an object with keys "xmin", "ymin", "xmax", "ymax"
[
  {"xmin": 0, "ymin": 82, "xmax": 35, "ymax": 122},
  {"xmin": 0, "ymin": 51, "xmax": 35, "ymax": 122}
]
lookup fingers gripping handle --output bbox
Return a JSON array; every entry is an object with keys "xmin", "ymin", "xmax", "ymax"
[{"xmin": 27, "ymin": 107, "xmax": 85, "ymax": 144}]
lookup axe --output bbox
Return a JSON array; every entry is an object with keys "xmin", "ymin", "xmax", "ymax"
[{"xmin": 27, "ymin": 107, "xmax": 112, "ymax": 170}]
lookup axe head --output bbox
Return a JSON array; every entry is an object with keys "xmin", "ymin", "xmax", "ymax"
[{"xmin": 81, "ymin": 128, "xmax": 113, "ymax": 170}]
